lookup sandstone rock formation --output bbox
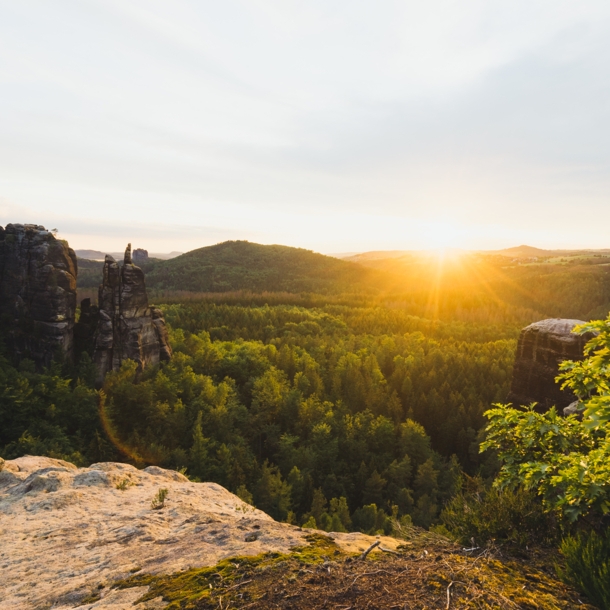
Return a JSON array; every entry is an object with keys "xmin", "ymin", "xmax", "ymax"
[
  {"xmin": 507, "ymin": 318, "xmax": 593, "ymax": 411},
  {"xmin": 0, "ymin": 224, "xmax": 172, "ymax": 382},
  {"xmin": 132, "ymin": 248, "xmax": 149, "ymax": 264},
  {"xmin": 0, "ymin": 456, "xmax": 401, "ymax": 610},
  {"xmin": 90, "ymin": 244, "xmax": 171, "ymax": 385},
  {"xmin": 0, "ymin": 224, "xmax": 77, "ymax": 368}
]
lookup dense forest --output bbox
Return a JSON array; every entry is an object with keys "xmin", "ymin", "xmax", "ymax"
[{"xmin": 0, "ymin": 299, "xmax": 515, "ymax": 531}]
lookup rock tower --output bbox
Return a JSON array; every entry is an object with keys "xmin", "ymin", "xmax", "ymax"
[
  {"xmin": 89, "ymin": 244, "xmax": 172, "ymax": 385},
  {"xmin": 0, "ymin": 224, "xmax": 77, "ymax": 368},
  {"xmin": 0, "ymin": 224, "xmax": 171, "ymax": 382}
]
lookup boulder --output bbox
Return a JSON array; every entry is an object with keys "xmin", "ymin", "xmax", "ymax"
[
  {"xmin": 0, "ymin": 224, "xmax": 77, "ymax": 368},
  {"xmin": 507, "ymin": 318, "xmax": 593, "ymax": 411}
]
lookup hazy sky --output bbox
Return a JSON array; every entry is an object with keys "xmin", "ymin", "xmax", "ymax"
[{"xmin": 1, "ymin": 1, "xmax": 610, "ymax": 253}]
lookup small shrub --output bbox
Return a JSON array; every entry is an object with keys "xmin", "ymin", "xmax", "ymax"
[
  {"xmin": 352, "ymin": 503, "xmax": 392, "ymax": 535},
  {"xmin": 559, "ymin": 529, "xmax": 610, "ymax": 609},
  {"xmin": 115, "ymin": 478, "xmax": 132, "ymax": 491},
  {"xmin": 302, "ymin": 516, "xmax": 317, "ymax": 529},
  {"xmin": 441, "ymin": 476, "xmax": 559, "ymax": 548},
  {"xmin": 151, "ymin": 488, "xmax": 169, "ymax": 510}
]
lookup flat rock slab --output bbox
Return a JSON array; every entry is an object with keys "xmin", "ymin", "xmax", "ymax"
[{"xmin": 0, "ymin": 456, "xmax": 399, "ymax": 609}]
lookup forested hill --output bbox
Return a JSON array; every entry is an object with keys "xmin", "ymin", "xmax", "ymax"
[{"xmin": 144, "ymin": 240, "xmax": 388, "ymax": 294}]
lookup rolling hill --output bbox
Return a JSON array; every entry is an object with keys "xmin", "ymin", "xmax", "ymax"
[
  {"xmin": 75, "ymin": 240, "xmax": 610, "ymax": 322},
  {"xmin": 143, "ymin": 240, "xmax": 388, "ymax": 294}
]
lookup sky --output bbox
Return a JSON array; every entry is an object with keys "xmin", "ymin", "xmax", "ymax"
[{"xmin": 1, "ymin": 0, "xmax": 610, "ymax": 254}]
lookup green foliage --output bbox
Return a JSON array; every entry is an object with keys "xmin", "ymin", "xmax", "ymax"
[
  {"xmin": 235, "ymin": 484, "xmax": 253, "ymax": 505},
  {"xmin": 0, "ymin": 353, "xmax": 108, "ymax": 464},
  {"xmin": 151, "ymin": 488, "xmax": 169, "ymax": 510},
  {"xmin": 482, "ymin": 314, "xmax": 610, "ymax": 522},
  {"xmin": 557, "ymin": 315, "xmax": 610, "ymax": 430},
  {"xmin": 352, "ymin": 503, "xmax": 392, "ymax": 535},
  {"xmin": 253, "ymin": 461, "xmax": 292, "ymax": 521},
  {"xmin": 559, "ymin": 529, "xmax": 610, "ymax": 609},
  {"xmin": 116, "ymin": 478, "xmax": 133, "ymax": 491},
  {"xmin": 1, "ymin": 296, "xmax": 517, "ymax": 533},
  {"xmin": 441, "ymin": 476, "xmax": 559, "ymax": 547}
]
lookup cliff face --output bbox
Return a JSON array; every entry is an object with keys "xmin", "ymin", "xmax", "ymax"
[
  {"xmin": 0, "ymin": 225, "xmax": 171, "ymax": 381},
  {"xmin": 507, "ymin": 318, "xmax": 592, "ymax": 411},
  {"xmin": 0, "ymin": 224, "xmax": 77, "ymax": 368},
  {"xmin": 90, "ymin": 244, "xmax": 172, "ymax": 384}
]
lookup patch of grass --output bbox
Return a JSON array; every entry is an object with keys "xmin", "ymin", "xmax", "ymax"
[
  {"xmin": 113, "ymin": 534, "xmax": 338, "ymax": 608},
  {"xmin": 109, "ymin": 533, "xmax": 593, "ymax": 610},
  {"xmin": 151, "ymin": 488, "xmax": 168, "ymax": 510},
  {"xmin": 559, "ymin": 530, "xmax": 610, "ymax": 609},
  {"xmin": 115, "ymin": 478, "xmax": 133, "ymax": 491}
]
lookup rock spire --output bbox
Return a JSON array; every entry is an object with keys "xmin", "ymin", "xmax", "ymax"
[
  {"xmin": 0, "ymin": 225, "xmax": 171, "ymax": 381},
  {"xmin": 91, "ymin": 243, "xmax": 172, "ymax": 384}
]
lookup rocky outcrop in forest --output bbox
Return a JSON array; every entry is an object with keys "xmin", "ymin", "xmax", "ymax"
[
  {"xmin": 132, "ymin": 247, "xmax": 149, "ymax": 264},
  {"xmin": 507, "ymin": 318, "xmax": 592, "ymax": 411},
  {"xmin": 0, "ymin": 224, "xmax": 77, "ymax": 368},
  {"xmin": 0, "ymin": 224, "xmax": 171, "ymax": 381},
  {"xmin": 87, "ymin": 244, "xmax": 172, "ymax": 385}
]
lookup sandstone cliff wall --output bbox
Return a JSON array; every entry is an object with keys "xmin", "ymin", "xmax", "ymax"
[
  {"xmin": 507, "ymin": 318, "xmax": 592, "ymax": 411},
  {"xmin": 0, "ymin": 224, "xmax": 77, "ymax": 368}
]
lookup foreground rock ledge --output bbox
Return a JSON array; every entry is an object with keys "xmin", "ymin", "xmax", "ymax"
[{"xmin": 0, "ymin": 456, "xmax": 399, "ymax": 610}]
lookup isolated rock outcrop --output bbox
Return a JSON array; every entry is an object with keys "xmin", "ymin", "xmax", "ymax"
[
  {"xmin": 507, "ymin": 318, "xmax": 592, "ymax": 411},
  {"xmin": 0, "ymin": 456, "xmax": 400, "ymax": 610},
  {"xmin": 90, "ymin": 244, "xmax": 171, "ymax": 384},
  {"xmin": 132, "ymin": 248, "xmax": 149, "ymax": 264},
  {"xmin": 0, "ymin": 224, "xmax": 77, "ymax": 368}
]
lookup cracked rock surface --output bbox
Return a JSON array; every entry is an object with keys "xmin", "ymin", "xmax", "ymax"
[{"xmin": 0, "ymin": 456, "xmax": 400, "ymax": 609}]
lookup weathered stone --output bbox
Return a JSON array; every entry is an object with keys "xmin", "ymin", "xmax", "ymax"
[
  {"xmin": 0, "ymin": 456, "xmax": 402, "ymax": 610},
  {"xmin": 507, "ymin": 318, "xmax": 593, "ymax": 411},
  {"xmin": 89, "ymin": 243, "xmax": 172, "ymax": 385},
  {"xmin": 0, "ymin": 224, "xmax": 77, "ymax": 368},
  {"xmin": 132, "ymin": 247, "xmax": 149, "ymax": 264},
  {"xmin": 563, "ymin": 400, "xmax": 582, "ymax": 417}
]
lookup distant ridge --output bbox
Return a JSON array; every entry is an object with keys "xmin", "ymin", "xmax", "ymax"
[
  {"xmin": 487, "ymin": 245, "xmax": 610, "ymax": 258},
  {"xmin": 340, "ymin": 250, "xmax": 413, "ymax": 262},
  {"xmin": 335, "ymin": 245, "xmax": 610, "ymax": 262},
  {"xmin": 75, "ymin": 249, "xmax": 182, "ymax": 260},
  {"xmin": 488, "ymin": 245, "xmax": 554, "ymax": 258}
]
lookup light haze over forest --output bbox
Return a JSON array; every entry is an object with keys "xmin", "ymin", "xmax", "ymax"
[{"xmin": 1, "ymin": 1, "xmax": 610, "ymax": 252}]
